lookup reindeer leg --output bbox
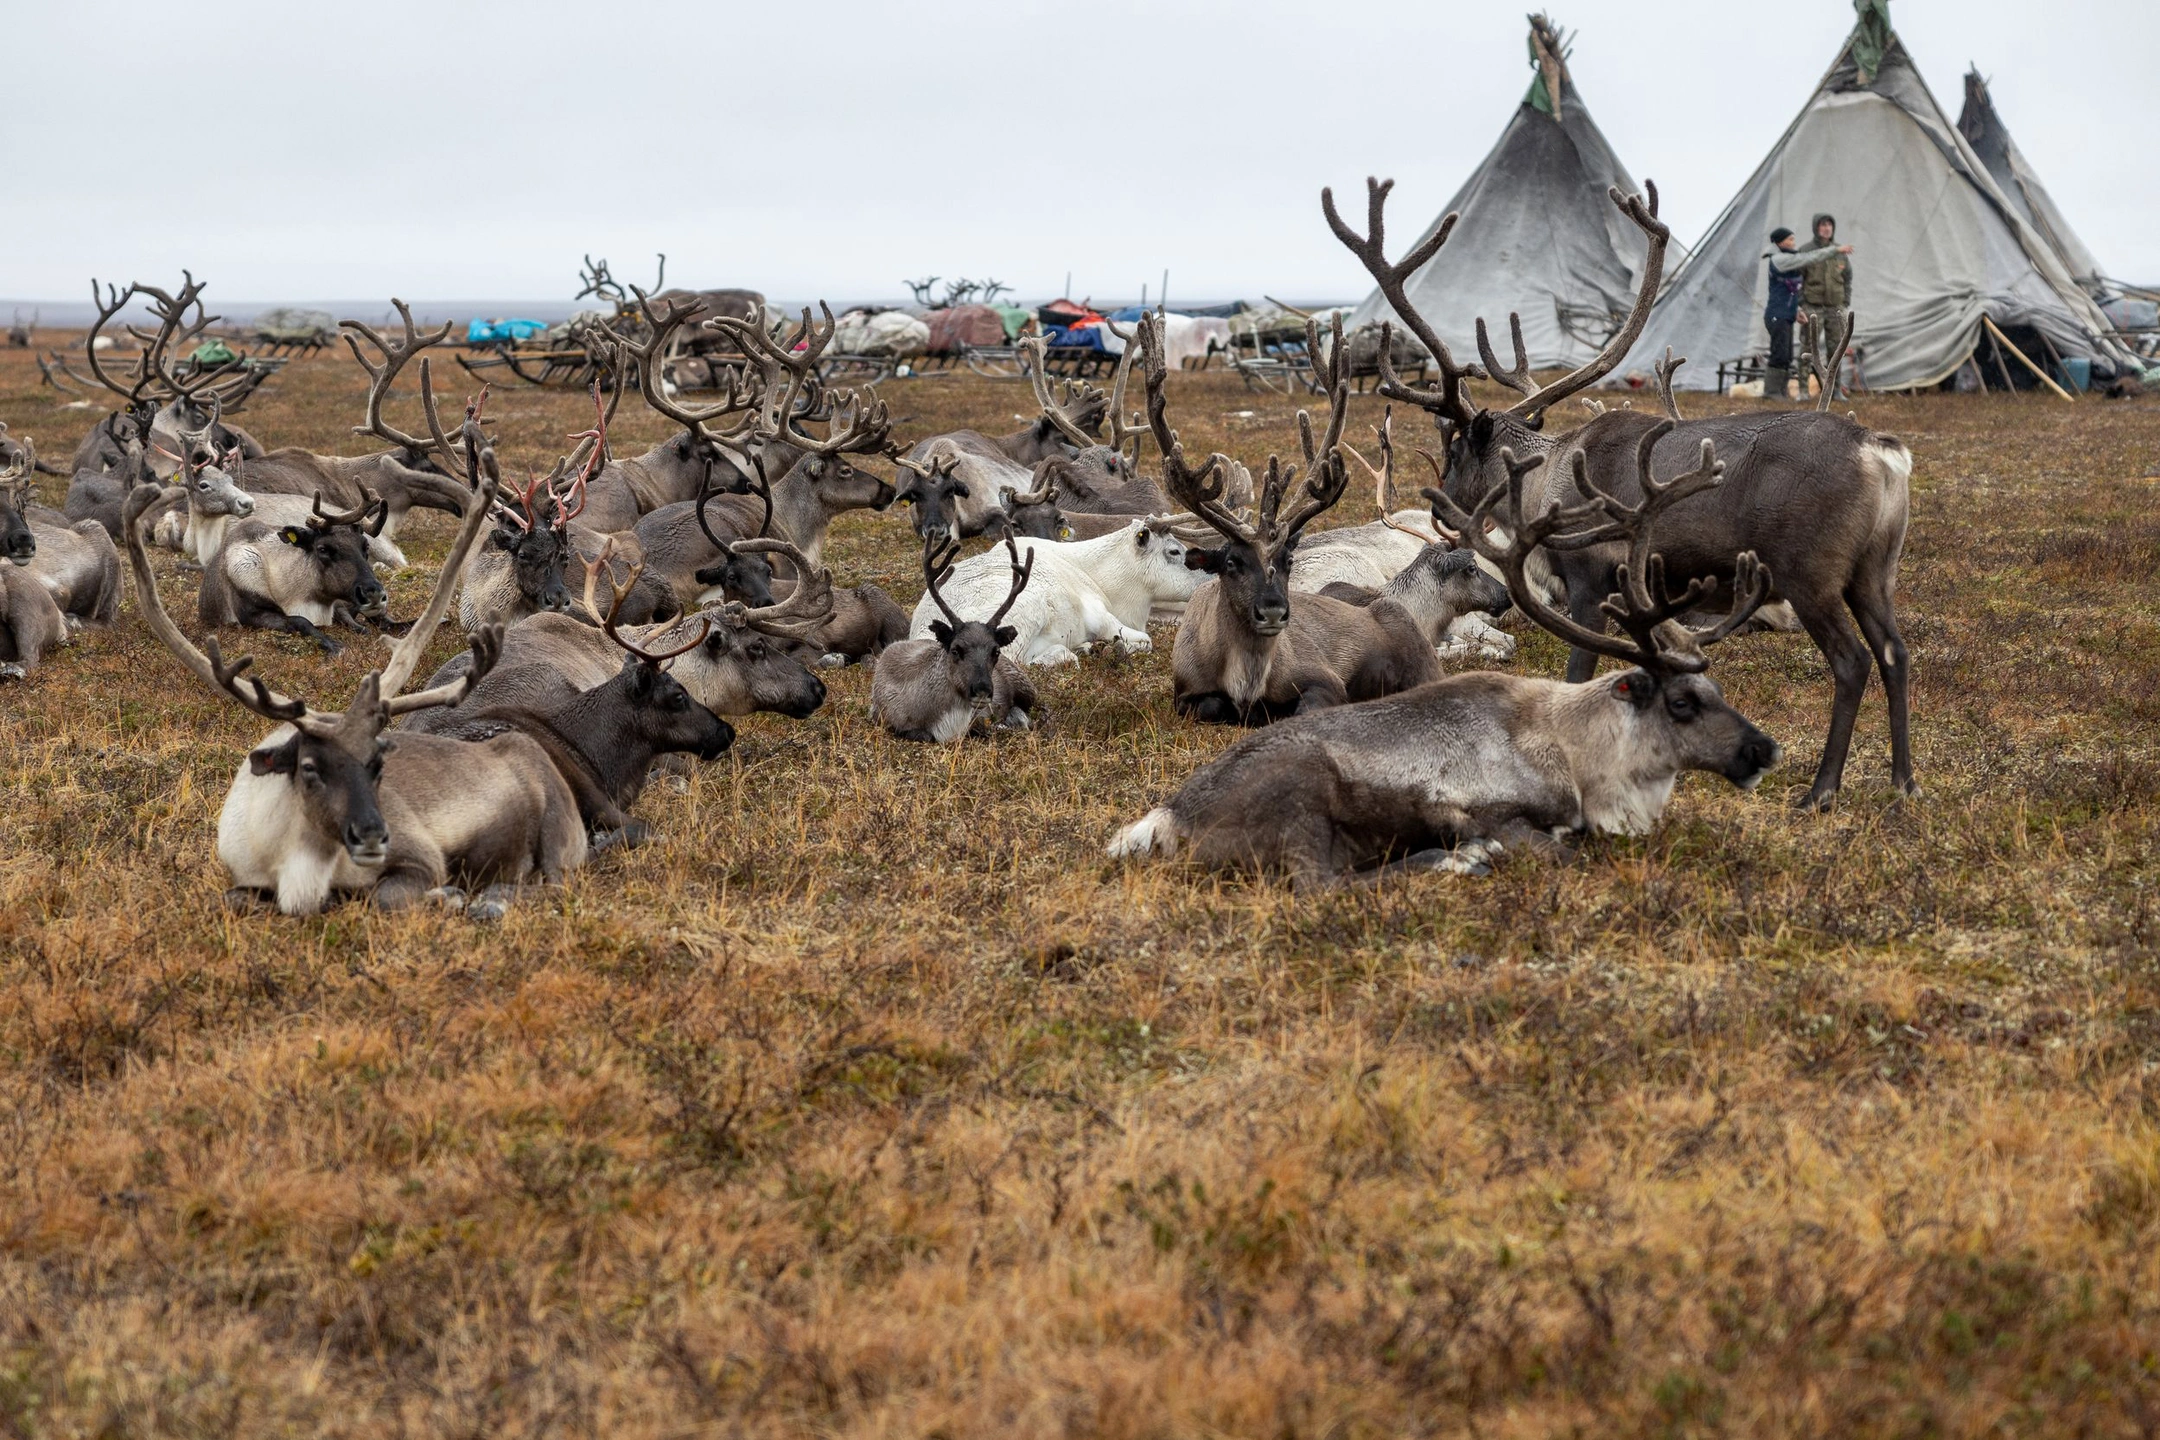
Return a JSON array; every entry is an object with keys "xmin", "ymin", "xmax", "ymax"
[
  {"xmin": 1562, "ymin": 571, "xmax": 1611, "ymax": 684},
  {"xmin": 1792, "ymin": 597, "xmax": 1875, "ymax": 810},
  {"xmin": 1846, "ymin": 580, "xmax": 1918, "ymax": 798}
]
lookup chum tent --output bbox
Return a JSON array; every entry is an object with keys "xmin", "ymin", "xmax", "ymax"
[
  {"xmin": 1345, "ymin": 14, "xmax": 1646, "ymax": 370},
  {"xmin": 1622, "ymin": 0, "xmax": 2136, "ymax": 391},
  {"xmin": 1955, "ymin": 69, "xmax": 2102, "ymax": 292}
]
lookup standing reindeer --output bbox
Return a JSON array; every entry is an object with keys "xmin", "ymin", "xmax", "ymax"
[
  {"xmin": 1327, "ymin": 174, "xmax": 1911, "ymax": 808},
  {"xmin": 872, "ymin": 536, "xmax": 1039, "ymax": 743},
  {"xmin": 1110, "ymin": 429, "xmax": 1782, "ymax": 888}
]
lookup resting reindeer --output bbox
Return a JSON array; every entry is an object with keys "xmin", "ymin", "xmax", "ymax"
[
  {"xmin": 407, "ymin": 547, "xmax": 737, "ymax": 846},
  {"xmin": 122, "ymin": 396, "xmax": 588, "ymax": 919},
  {"xmin": 3, "ymin": 435, "xmax": 123, "ymax": 654},
  {"xmin": 1146, "ymin": 313, "xmax": 1443, "ymax": 724},
  {"xmin": 199, "ymin": 489, "xmax": 393, "ymax": 652},
  {"xmin": 1327, "ymin": 174, "xmax": 1909, "ymax": 808},
  {"xmin": 904, "ymin": 517, "xmax": 1200, "ymax": 666},
  {"xmin": 411, "ymin": 536, "xmax": 833, "ymax": 725},
  {"xmin": 1109, "ymin": 434, "xmax": 1782, "ymax": 889},
  {"xmin": 2, "ymin": 441, "xmax": 101, "ymax": 680},
  {"xmin": 581, "ymin": 295, "xmax": 897, "ymax": 540},
  {"xmin": 1312, "ymin": 413, "xmax": 1517, "ymax": 661},
  {"xmin": 872, "ymin": 535, "xmax": 1039, "ymax": 743}
]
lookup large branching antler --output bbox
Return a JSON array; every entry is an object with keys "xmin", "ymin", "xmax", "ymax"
[
  {"xmin": 1135, "ymin": 312, "xmax": 1251, "ymax": 550},
  {"xmin": 720, "ymin": 536, "xmax": 835, "ymax": 641},
  {"xmin": 581, "ymin": 538, "xmax": 711, "ymax": 666},
  {"xmin": 1322, "ymin": 180, "xmax": 1477, "ymax": 426},
  {"xmin": 1020, "ymin": 336, "xmax": 1111, "ymax": 448},
  {"xmin": 1418, "ymin": 423, "xmax": 1769, "ymax": 674},
  {"xmin": 1328, "ymin": 176, "xmax": 1671, "ymax": 425},
  {"xmin": 341, "ymin": 300, "xmax": 467, "ymax": 461}
]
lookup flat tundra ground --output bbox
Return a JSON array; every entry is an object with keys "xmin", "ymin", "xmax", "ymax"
[{"xmin": 2, "ymin": 336, "xmax": 2158, "ymax": 1438}]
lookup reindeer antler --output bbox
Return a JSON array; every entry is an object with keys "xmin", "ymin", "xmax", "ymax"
[
  {"xmin": 1136, "ymin": 311, "xmax": 1251, "ymax": 550},
  {"xmin": 1020, "ymin": 336, "xmax": 1110, "ymax": 449},
  {"xmin": 582, "ymin": 538, "xmax": 710, "ymax": 665},
  {"xmin": 721, "ymin": 536, "xmax": 835, "ymax": 641}
]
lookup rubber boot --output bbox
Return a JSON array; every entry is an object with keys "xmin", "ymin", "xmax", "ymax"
[{"xmin": 1762, "ymin": 366, "xmax": 1789, "ymax": 401}]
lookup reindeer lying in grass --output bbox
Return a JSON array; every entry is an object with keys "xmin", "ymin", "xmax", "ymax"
[
  {"xmin": 873, "ymin": 535, "xmax": 1038, "ymax": 743},
  {"xmin": 124, "ymin": 371, "xmax": 589, "ymax": 919},
  {"xmin": 1110, "ymin": 430, "xmax": 1782, "ymax": 889}
]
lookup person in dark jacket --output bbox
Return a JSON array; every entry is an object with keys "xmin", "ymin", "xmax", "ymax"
[
  {"xmin": 1799, "ymin": 213, "xmax": 1855, "ymax": 396},
  {"xmin": 1762, "ymin": 225, "xmax": 1845, "ymax": 401}
]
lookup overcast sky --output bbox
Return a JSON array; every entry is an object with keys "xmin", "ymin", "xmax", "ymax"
[{"xmin": 4, "ymin": 0, "xmax": 2153, "ymax": 307}]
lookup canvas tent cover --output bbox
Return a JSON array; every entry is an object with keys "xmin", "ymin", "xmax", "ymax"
[
  {"xmin": 1623, "ymin": 7, "xmax": 2134, "ymax": 390},
  {"xmin": 1346, "ymin": 20, "xmax": 1646, "ymax": 370},
  {"xmin": 1956, "ymin": 69, "xmax": 2103, "ymax": 290}
]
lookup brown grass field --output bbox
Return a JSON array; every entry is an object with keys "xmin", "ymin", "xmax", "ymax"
[{"xmin": 2, "ymin": 331, "xmax": 2158, "ymax": 1438}]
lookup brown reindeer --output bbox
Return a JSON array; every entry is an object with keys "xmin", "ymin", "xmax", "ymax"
[
  {"xmin": 1327, "ymin": 173, "xmax": 1912, "ymax": 808},
  {"xmin": 1110, "ymin": 428, "xmax": 1782, "ymax": 889},
  {"xmin": 123, "ymin": 398, "xmax": 587, "ymax": 919},
  {"xmin": 1151, "ymin": 313, "xmax": 1443, "ymax": 725},
  {"xmin": 871, "ymin": 535, "xmax": 1039, "ymax": 743}
]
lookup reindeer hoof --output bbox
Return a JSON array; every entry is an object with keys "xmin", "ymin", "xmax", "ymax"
[
  {"xmin": 817, "ymin": 652, "xmax": 849, "ymax": 669},
  {"xmin": 0, "ymin": 663, "xmax": 24, "ymax": 683},
  {"xmin": 1794, "ymin": 789, "xmax": 1839, "ymax": 813},
  {"xmin": 222, "ymin": 886, "xmax": 270, "ymax": 913},
  {"xmin": 426, "ymin": 885, "xmax": 469, "ymax": 914},
  {"xmin": 467, "ymin": 897, "xmax": 508, "ymax": 923}
]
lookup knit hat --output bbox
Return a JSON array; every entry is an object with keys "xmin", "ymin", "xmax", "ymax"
[{"xmin": 1769, "ymin": 227, "xmax": 1795, "ymax": 244}]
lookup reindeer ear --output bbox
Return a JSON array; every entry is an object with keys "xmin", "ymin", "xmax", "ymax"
[
  {"xmin": 490, "ymin": 526, "xmax": 520, "ymax": 550},
  {"xmin": 1134, "ymin": 526, "xmax": 1151, "ymax": 549},
  {"xmin": 1186, "ymin": 548, "xmax": 1221, "ymax": 573},
  {"xmin": 1610, "ymin": 671, "xmax": 1656, "ymax": 709},
  {"xmin": 993, "ymin": 625, "xmax": 1017, "ymax": 648},
  {"xmin": 622, "ymin": 655, "xmax": 657, "ymax": 699},
  {"xmin": 277, "ymin": 525, "xmax": 311, "ymax": 550},
  {"xmin": 950, "ymin": 481, "xmax": 970, "ymax": 499},
  {"xmin": 248, "ymin": 735, "xmax": 299, "ymax": 776},
  {"xmin": 929, "ymin": 620, "xmax": 955, "ymax": 648}
]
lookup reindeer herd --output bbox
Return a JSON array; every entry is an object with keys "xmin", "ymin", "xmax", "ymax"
[{"xmin": 1, "ymin": 171, "xmax": 1916, "ymax": 910}]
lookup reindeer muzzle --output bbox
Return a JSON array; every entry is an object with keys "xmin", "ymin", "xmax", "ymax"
[
  {"xmin": 343, "ymin": 820, "xmax": 391, "ymax": 867},
  {"xmin": 1725, "ymin": 729, "xmax": 1784, "ymax": 790}
]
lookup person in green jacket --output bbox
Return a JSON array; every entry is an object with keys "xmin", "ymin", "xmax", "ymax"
[{"xmin": 1798, "ymin": 213, "xmax": 1855, "ymax": 396}]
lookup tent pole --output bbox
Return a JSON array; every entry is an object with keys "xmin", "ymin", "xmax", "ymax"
[
  {"xmin": 1983, "ymin": 315, "xmax": 2075, "ymax": 401},
  {"xmin": 1985, "ymin": 322, "xmax": 2018, "ymax": 394}
]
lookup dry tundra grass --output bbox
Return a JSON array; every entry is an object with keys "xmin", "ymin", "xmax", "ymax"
[{"xmin": 2, "ymin": 332, "xmax": 2158, "ymax": 1438}]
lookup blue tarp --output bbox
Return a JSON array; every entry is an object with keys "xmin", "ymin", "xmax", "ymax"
[
  {"xmin": 1044, "ymin": 325, "xmax": 1111, "ymax": 352},
  {"xmin": 467, "ymin": 318, "xmax": 549, "ymax": 344}
]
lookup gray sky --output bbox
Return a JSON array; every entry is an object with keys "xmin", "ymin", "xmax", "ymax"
[{"xmin": 5, "ymin": 0, "xmax": 2153, "ymax": 306}]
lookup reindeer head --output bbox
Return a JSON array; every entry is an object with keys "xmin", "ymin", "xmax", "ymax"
[
  {"xmin": 1424, "ymin": 424, "xmax": 1782, "ymax": 792},
  {"xmin": 584, "ymin": 542, "xmax": 739, "ymax": 757},
  {"xmin": 487, "ymin": 388, "xmax": 601, "ymax": 616},
  {"xmin": 1139, "ymin": 310, "xmax": 1350, "ymax": 639},
  {"xmin": 1, "ymin": 430, "xmax": 36, "ymax": 566},
  {"xmin": 279, "ymin": 491, "xmax": 389, "ymax": 614},
  {"xmin": 893, "ymin": 450, "xmax": 970, "ymax": 548}
]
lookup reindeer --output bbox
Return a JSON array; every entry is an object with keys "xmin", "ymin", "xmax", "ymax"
[
  {"xmin": 407, "ymin": 548, "xmax": 739, "ymax": 846},
  {"xmin": 411, "ymin": 536, "xmax": 833, "ymax": 726},
  {"xmin": 904, "ymin": 517, "xmax": 1200, "ymax": 665},
  {"xmin": 1309, "ymin": 413, "xmax": 1519, "ymax": 661},
  {"xmin": 1146, "ymin": 314, "xmax": 1443, "ymax": 724},
  {"xmin": 873, "ymin": 536, "xmax": 1039, "ymax": 743},
  {"xmin": 0, "ymin": 442, "xmax": 82, "ymax": 680},
  {"xmin": 1109, "ymin": 431, "xmax": 1783, "ymax": 889},
  {"xmin": 122, "ymin": 400, "xmax": 589, "ymax": 919},
  {"xmin": 2, "ymin": 433, "xmax": 124, "ymax": 639},
  {"xmin": 457, "ymin": 416, "xmax": 620, "ymax": 631},
  {"xmin": 73, "ymin": 275, "xmax": 270, "ymax": 482},
  {"xmin": 574, "ymin": 295, "xmax": 895, "ymax": 538},
  {"xmin": 198, "ymin": 490, "xmax": 394, "ymax": 652},
  {"xmin": 8, "ymin": 310, "xmax": 35, "ymax": 348},
  {"xmin": 1327, "ymin": 174, "xmax": 1913, "ymax": 809}
]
